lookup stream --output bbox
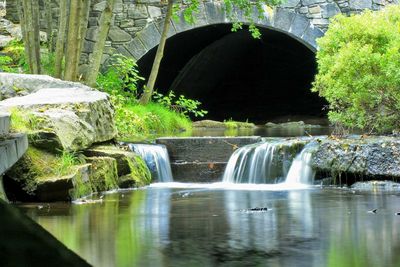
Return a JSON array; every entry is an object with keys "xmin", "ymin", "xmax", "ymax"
[
  {"xmin": 16, "ymin": 123, "xmax": 400, "ymax": 267},
  {"xmin": 18, "ymin": 186, "xmax": 400, "ymax": 267}
]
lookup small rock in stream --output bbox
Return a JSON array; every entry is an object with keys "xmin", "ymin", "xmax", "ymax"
[{"xmin": 368, "ymin": 208, "xmax": 378, "ymax": 214}]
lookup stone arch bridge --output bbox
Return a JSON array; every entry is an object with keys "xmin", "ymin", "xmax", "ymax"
[{"xmin": 6, "ymin": 0, "xmax": 397, "ymax": 122}]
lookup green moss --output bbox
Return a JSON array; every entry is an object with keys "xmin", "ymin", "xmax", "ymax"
[
  {"xmin": 87, "ymin": 157, "xmax": 119, "ymax": 192},
  {"xmin": 69, "ymin": 164, "xmax": 94, "ymax": 200},
  {"xmin": 126, "ymin": 155, "xmax": 152, "ymax": 187},
  {"xmin": 6, "ymin": 147, "xmax": 84, "ymax": 195},
  {"xmin": 224, "ymin": 119, "xmax": 255, "ymax": 129}
]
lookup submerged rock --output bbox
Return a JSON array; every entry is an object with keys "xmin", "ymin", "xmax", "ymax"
[
  {"xmin": 193, "ymin": 120, "xmax": 227, "ymax": 128},
  {"xmin": 265, "ymin": 121, "xmax": 322, "ymax": 128},
  {"xmin": 351, "ymin": 181, "xmax": 400, "ymax": 191},
  {"xmin": 193, "ymin": 119, "xmax": 256, "ymax": 129}
]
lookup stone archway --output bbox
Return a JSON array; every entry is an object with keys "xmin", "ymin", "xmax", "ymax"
[
  {"xmin": 119, "ymin": 5, "xmax": 326, "ymax": 123},
  {"xmin": 123, "ymin": 7, "xmax": 324, "ymax": 62}
]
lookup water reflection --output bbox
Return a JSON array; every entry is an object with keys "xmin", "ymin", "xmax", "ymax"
[
  {"xmin": 190, "ymin": 125, "xmax": 333, "ymax": 137},
  {"xmin": 19, "ymin": 188, "xmax": 400, "ymax": 267}
]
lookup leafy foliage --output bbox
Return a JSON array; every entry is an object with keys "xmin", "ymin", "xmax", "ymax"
[
  {"xmin": 153, "ymin": 90, "xmax": 208, "ymax": 118},
  {"xmin": 174, "ymin": 0, "xmax": 281, "ymax": 38},
  {"xmin": 0, "ymin": 40, "xmax": 58, "ymax": 75},
  {"xmin": 96, "ymin": 54, "xmax": 144, "ymax": 101},
  {"xmin": 313, "ymin": 6, "xmax": 400, "ymax": 133},
  {"xmin": 96, "ymin": 54, "xmax": 192, "ymax": 140}
]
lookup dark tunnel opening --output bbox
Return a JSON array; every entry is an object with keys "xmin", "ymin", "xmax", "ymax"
[{"xmin": 137, "ymin": 24, "xmax": 327, "ymax": 124}]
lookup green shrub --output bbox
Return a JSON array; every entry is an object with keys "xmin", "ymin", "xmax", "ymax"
[
  {"xmin": 313, "ymin": 5, "xmax": 400, "ymax": 133},
  {"xmin": 153, "ymin": 90, "xmax": 208, "ymax": 118},
  {"xmin": 96, "ymin": 54, "xmax": 144, "ymax": 102},
  {"xmin": 96, "ymin": 54, "xmax": 193, "ymax": 140}
]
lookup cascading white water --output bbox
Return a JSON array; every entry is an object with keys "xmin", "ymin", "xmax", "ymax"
[
  {"xmin": 284, "ymin": 142, "xmax": 318, "ymax": 185},
  {"xmin": 222, "ymin": 140, "xmax": 318, "ymax": 185},
  {"xmin": 129, "ymin": 144, "xmax": 173, "ymax": 182},
  {"xmin": 222, "ymin": 141, "xmax": 283, "ymax": 184}
]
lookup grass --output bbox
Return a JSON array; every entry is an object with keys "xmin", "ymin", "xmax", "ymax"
[
  {"xmin": 223, "ymin": 119, "xmax": 255, "ymax": 129},
  {"xmin": 115, "ymin": 102, "xmax": 192, "ymax": 141},
  {"xmin": 26, "ymin": 148, "xmax": 81, "ymax": 180},
  {"xmin": 9, "ymin": 108, "xmax": 44, "ymax": 133}
]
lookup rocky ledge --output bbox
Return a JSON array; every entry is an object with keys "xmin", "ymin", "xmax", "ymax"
[
  {"xmin": 0, "ymin": 73, "xmax": 117, "ymax": 151},
  {"xmin": 312, "ymin": 136, "xmax": 400, "ymax": 182},
  {"xmin": 0, "ymin": 73, "xmax": 152, "ymax": 202}
]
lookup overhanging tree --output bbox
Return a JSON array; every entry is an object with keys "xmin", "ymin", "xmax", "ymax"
[
  {"xmin": 312, "ymin": 6, "xmax": 400, "ymax": 134},
  {"xmin": 138, "ymin": 0, "xmax": 281, "ymax": 104}
]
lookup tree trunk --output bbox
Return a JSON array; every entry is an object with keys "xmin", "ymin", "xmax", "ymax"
[
  {"xmin": 21, "ymin": 0, "xmax": 40, "ymax": 74},
  {"xmin": 54, "ymin": 0, "xmax": 68, "ymax": 78},
  {"xmin": 139, "ymin": 0, "xmax": 173, "ymax": 105},
  {"xmin": 84, "ymin": 0, "xmax": 115, "ymax": 87},
  {"xmin": 64, "ymin": 0, "xmax": 82, "ymax": 81},
  {"xmin": 44, "ymin": 0, "xmax": 53, "ymax": 52},
  {"xmin": 17, "ymin": 0, "xmax": 32, "ymax": 72},
  {"xmin": 31, "ymin": 0, "xmax": 40, "ymax": 73},
  {"xmin": 77, "ymin": 0, "xmax": 91, "ymax": 59}
]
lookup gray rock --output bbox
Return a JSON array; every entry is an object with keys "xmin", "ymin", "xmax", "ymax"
[
  {"xmin": 302, "ymin": 0, "xmax": 326, "ymax": 5},
  {"xmin": 349, "ymin": 0, "xmax": 372, "ymax": 9},
  {"xmin": 273, "ymin": 8, "xmax": 295, "ymax": 32},
  {"xmin": 0, "ymin": 35, "xmax": 13, "ymax": 48},
  {"xmin": 0, "ymin": 133, "xmax": 28, "ymax": 176},
  {"xmin": 127, "ymin": 4, "xmax": 148, "ymax": 19},
  {"xmin": 93, "ymin": 1, "xmax": 107, "ymax": 12},
  {"xmin": 85, "ymin": 26, "xmax": 98, "ymax": 42},
  {"xmin": 0, "ymin": 84, "xmax": 117, "ymax": 151},
  {"xmin": 124, "ymin": 37, "xmax": 148, "ymax": 60},
  {"xmin": 321, "ymin": 3, "xmax": 341, "ymax": 18},
  {"xmin": 312, "ymin": 136, "xmax": 400, "ymax": 178},
  {"xmin": 351, "ymin": 181, "xmax": 400, "ymax": 191},
  {"xmin": 281, "ymin": 0, "xmax": 301, "ymax": 8},
  {"xmin": 0, "ymin": 112, "xmax": 10, "ymax": 135},
  {"xmin": 0, "ymin": 73, "xmax": 89, "ymax": 97},
  {"xmin": 193, "ymin": 120, "xmax": 226, "ymax": 128},
  {"xmin": 108, "ymin": 26, "xmax": 132, "ymax": 43},
  {"xmin": 148, "ymin": 6, "xmax": 162, "ymax": 18},
  {"xmin": 136, "ymin": 22, "xmax": 160, "ymax": 50}
]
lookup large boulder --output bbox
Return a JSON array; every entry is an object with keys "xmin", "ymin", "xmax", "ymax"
[
  {"xmin": 0, "ymin": 73, "xmax": 89, "ymax": 100},
  {"xmin": 0, "ymin": 86, "xmax": 117, "ymax": 151},
  {"xmin": 311, "ymin": 136, "xmax": 400, "ymax": 178}
]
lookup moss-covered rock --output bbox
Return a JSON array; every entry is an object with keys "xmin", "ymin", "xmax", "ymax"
[
  {"xmin": 311, "ymin": 136, "xmax": 400, "ymax": 180},
  {"xmin": 124, "ymin": 154, "xmax": 151, "ymax": 187},
  {"xmin": 84, "ymin": 145, "xmax": 152, "ymax": 187},
  {"xmin": 193, "ymin": 120, "xmax": 256, "ymax": 129},
  {"xmin": 4, "ymin": 147, "xmax": 128, "ymax": 201},
  {"xmin": 1, "ymin": 82, "xmax": 117, "ymax": 151},
  {"xmin": 265, "ymin": 121, "xmax": 322, "ymax": 128},
  {"xmin": 86, "ymin": 156, "xmax": 119, "ymax": 192},
  {"xmin": 36, "ymin": 164, "xmax": 93, "ymax": 202}
]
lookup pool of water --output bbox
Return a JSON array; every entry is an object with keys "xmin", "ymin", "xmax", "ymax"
[
  {"xmin": 190, "ymin": 125, "xmax": 334, "ymax": 138},
  {"xmin": 18, "ymin": 184, "xmax": 400, "ymax": 267}
]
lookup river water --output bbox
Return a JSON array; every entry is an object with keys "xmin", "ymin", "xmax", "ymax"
[{"xmin": 19, "ymin": 185, "xmax": 400, "ymax": 267}]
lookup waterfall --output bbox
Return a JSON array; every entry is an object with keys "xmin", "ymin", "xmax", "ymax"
[
  {"xmin": 222, "ymin": 141, "xmax": 283, "ymax": 184},
  {"xmin": 222, "ymin": 139, "xmax": 318, "ymax": 185},
  {"xmin": 284, "ymin": 142, "xmax": 318, "ymax": 184},
  {"xmin": 129, "ymin": 144, "xmax": 173, "ymax": 182}
]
